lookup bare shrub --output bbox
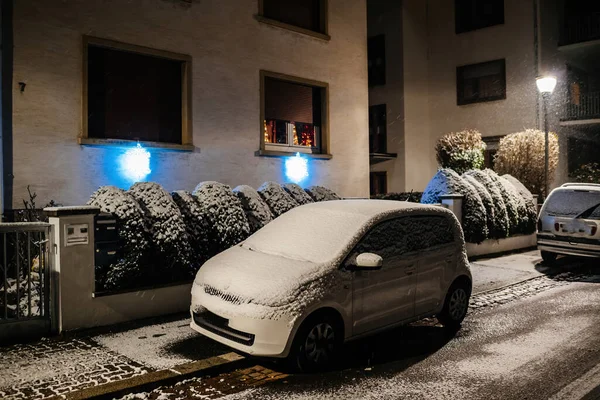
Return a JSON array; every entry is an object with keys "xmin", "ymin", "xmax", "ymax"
[{"xmin": 435, "ymin": 130, "xmax": 486, "ymax": 174}]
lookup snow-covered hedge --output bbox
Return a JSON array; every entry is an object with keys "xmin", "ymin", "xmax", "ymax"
[
  {"xmin": 172, "ymin": 190, "xmax": 211, "ymax": 269},
  {"xmin": 462, "ymin": 174, "xmax": 496, "ymax": 239},
  {"xmin": 233, "ymin": 185, "xmax": 273, "ymax": 234},
  {"xmin": 304, "ymin": 186, "xmax": 341, "ymax": 202},
  {"xmin": 482, "ymin": 169, "xmax": 521, "ymax": 235},
  {"xmin": 421, "ymin": 168, "xmax": 488, "ymax": 243},
  {"xmin": 193, "ymin": 181, "xmax": 251, "ymax": 257},
  {"xmin": 88, "ymin": 186, "xmax": 152, "ymax": 290},
  {"xmin": 502, "ymin": 175, "xmax": 537, "ymax": 234},
  {"xmin": 372, "ymin": 192, "xmax": 423, "ymax": 203},
  {"xmin": 128, "ymin": 182, "xmax": 193, "ymax": 279},
  {"xmin": 282, "ymin": 183, "xmax": 314, "ymax": 205},
  {"xmin": 464, "ymin": 170, "xmax": 510, "ymax": 239},
  {"xmin": 258, "ymin": 181, "xmax": 299, "ymax": 217}
]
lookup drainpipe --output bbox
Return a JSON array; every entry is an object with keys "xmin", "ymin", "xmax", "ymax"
[{"xmin": 0, "ymin": 0, "xmax": 13, "ymax": 220}]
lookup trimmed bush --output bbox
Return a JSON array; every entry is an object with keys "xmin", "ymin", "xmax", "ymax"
[
  {"xmin": 372, "ymin": 191, "xmax": 423, "ymax": 203},
  {"xmin": 304, "ymin": 186, "xmax": 341, "ymax": 202},
  {"xmin": 282, "ymin": 183, "xmax": 314, "ymax": 205},
  {"xmin": 464, "ymin": 170, "xmax": 510, "ymax": 239},
  {"xmin": 462, "ymin": 174, "xmax": 496, "ymax": 238},
  {"xmin": 193, "ymin": 181, "xmax": 251, "ymax": 257},
  {"xmin": 482, "ymin": 169, "xmax": 521, "ymax": 235},
  {"xmin": 129, "ymin": 182, "xmax": 193, "ymax": 279},
  {"xmin": 172, "ymin": 190, "xmax": 211, "ymax": 269},
  {"xmin": 494, "ymin": 129, "xmax": 559, "ymax": 198},
  {"xmin": 88, "ymin": 186, "xmax": 151, "ymax": 290},
  {"xmin": 502, "ymin": 174, "xmax": 538, "ymax": 234},
  {"xmin": 233, "ymin": 185, "xmax": 273, "ymax": 234},
  {"xmin": 421, "ymin": 168, "xmax": 488, "ymax": 243},
  {"xmin": 435, "ymin": 130, "xmax": 486, "ymax": 174},
  {"xmin": 258, "ymin": 181, "xmax": 299, "ymax": 217}
]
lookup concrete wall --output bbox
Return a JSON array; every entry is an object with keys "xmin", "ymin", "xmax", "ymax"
[{"xmin": 12, "ymin": 0, "xmax": 369, "ymax": 208}]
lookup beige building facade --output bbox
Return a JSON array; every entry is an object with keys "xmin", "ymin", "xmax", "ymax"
[{"xmin": 7, "ymin": 0, "xmax": 369, "ymax": 209}]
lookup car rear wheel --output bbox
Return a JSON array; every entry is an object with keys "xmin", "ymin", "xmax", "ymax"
[
  {"xmin": 541, "ymin": 251, "xmax": 557, "ymax": 265},
  {"xmin": 437, "ymin": 279, "xmax": 471, "ymax": 329},
  {"xmin": 287, "ymin": 313, "xmax": 342, "ymax": 372}
]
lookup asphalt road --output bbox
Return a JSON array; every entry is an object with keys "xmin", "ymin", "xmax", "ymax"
[{"xmin": 120, "ymin": 260, "xmax": 600, "ymax": 400}]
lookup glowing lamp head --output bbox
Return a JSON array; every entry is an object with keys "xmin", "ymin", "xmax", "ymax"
[
  {"xmin": 119, "ymin": 143, "xmax": 151, "ymax": 182},
  {"xmin": 285, "ymin": 152, "xmax": 309, "ymax": 183},
  {"xmin": 536, "ymin": 76, "xmax": 557, "ymax": 94}
]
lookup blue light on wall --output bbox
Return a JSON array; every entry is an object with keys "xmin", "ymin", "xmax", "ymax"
[
  {"xmin": 119, "ymin": 143, "xmax": 151, "ymax": 182},
  {"xmin": 285, "ymin": 152, "xmax": 309, "ymax": 183}
]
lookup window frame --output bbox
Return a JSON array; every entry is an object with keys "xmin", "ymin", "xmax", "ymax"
[
  {"xmin": 256, "ymin": 0, "xmax": 330, "ymax": 41},
  {"xmin": 259, "ymin": 70, "xmax": 331, "ymax": 159},
  {"xmin": 456, "ymin": 59, "xmax": 506, "ymax": 106},
  {"xmin": 455, "ymin": 0, "xmax": 505, "ymax": 34},
  {"xmin": 80, "ymin": 35, "xmax": 193, "ymax": 151}
]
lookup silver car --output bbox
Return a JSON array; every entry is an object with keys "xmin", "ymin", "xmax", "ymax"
[
  {"xmin": 190, "ymin": 200, "xmax": 472, "ymax": 371},
  {"xmin": 537, "ymin": 183, "xmax": 600, "ymax": 263}
]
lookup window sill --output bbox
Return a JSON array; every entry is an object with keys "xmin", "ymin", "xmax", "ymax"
[
  {"xmin": 254, "ymin": 15, "xmax": 331, "ymax": 41},
  {"xmin": 78, "ymin": 137, "xmax": 195, "ymax": 152},
  {"xmin": 256, "ymin": 149, "xmax": 332, "ymax": 159}
]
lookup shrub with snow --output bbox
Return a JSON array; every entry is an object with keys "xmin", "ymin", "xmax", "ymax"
[
  {"xmin": 435, "ymin": 130, "xmax": 486, "ymax": 174},
  {"xmin": 464, "ymin": 170, "xmax": 510, "ymax": 239},
  {"xmin": 128, "ymin": 182, "xmax": 193, "ymax": 279},
  {"xmin": 482, "ymin": 169, "xmax": 522, "ymax": 235},
  {"xmin": 282, "ymin": 183, "xmax": 314, "ymax": 205},
  {"xmin": 421, "ymin": 169, "xmax": 488, "ymax": 243},
  {"xmin": 462, "ymin": 174, "xmax": 496, "ymax": 238},
  {"xmin": 233, "ymin": 185, "xmax": 273, "ymax": 234},
  {"xmin": 494, "ymin": 129, "xmax": 559, "ymax": 198},
  {"xmin": 502, "ymin": 175, "xmax": 538, "ymax": 234},
  {"xmin": 257, "ymin": 181, "xmax": 299, "ymax": 217},
  {"xmin": 88, "ymin": 186, "xmax": 152, "ymax": 290},
  {"xmin": 304, "ymin": 186, "xmax": 341, "ymax": 202},
  {"xmin": 193, "ymin": 181, "xmax": 251, "ymax": 257},
  {"xmin": 172, "ymin": 190, "xmax": 211, "ymax": 269},
  {"xmin": 372, "ymin": 191, "xmax": 423, "ymax": 203}
]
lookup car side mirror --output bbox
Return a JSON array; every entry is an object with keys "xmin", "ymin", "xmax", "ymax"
[{"xmin": 355, "ymin": 253, "xmax": 383, "ymax": 270}]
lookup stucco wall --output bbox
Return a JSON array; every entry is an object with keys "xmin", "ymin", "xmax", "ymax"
[{"xmin": 12, "ymin": 0, "xmax": 369, "ymax": 208}]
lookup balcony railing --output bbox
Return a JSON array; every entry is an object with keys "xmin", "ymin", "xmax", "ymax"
[
  {"xmin": 561, "ymin": 13, "xmax": 600, "ymax": 46},
  {"xmin": 563, "ymin": 91, "xmax": 600, "ymax": 121}
]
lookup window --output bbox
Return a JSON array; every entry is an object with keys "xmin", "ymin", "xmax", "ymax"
[
  {"xmin": 261, "ymin": 71, "xmax": 328, "ymax": 155},
  {"xmin": 259, "ymin": 0, "xmax": 328, "ymax": 36},
  {"xmin": 455, "ymin": 0, "xmax": 504, "ymax": 34},
  {"xmin": 457, "ymin": 59, "xmax": 506, "ymax": 105},
  {"xmin": 370, "ymin": 172, "xmax": 387, "ymax": 197},
  {"xmin": 352, "ymin": 216, "xmax": 454, "ymax": 260},
  {"xmin": 369, "ymin": 104, "xmax": 387, "ymax": 153},
  {"xmin": 482, "ymin": 135, "xmax": 503, "ymax": 169},
  {"xmin": 568, "ymin": 131, "xmax": 600, "ymax": 176},
  {"xmin": 368, "ymin": 35, "xmax": 386, "ymax": 87},
  {"xmin": 84, "ymin": 37, "xmax": 191, "ymax": 146}
]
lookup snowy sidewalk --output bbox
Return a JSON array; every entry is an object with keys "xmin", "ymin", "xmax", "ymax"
[
  {"xmin": 0, "ymin": 315, "xmax": 237, "ymax": 400},
  {"xmin": 0, "ymin": 250, "xmax": 557, "ymax": 400}
]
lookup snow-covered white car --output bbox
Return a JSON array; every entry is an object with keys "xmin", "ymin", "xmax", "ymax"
[
  {"xmin": 190, "ymin": 200, "xmax": 472, "ymax": 371},
  {"xmin": 537, "ymin": 183, "xmax": 600, "ymax": 263}
]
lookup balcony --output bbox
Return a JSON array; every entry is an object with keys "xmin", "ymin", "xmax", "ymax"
[
  {"xmin": 560, "ymin": 13, "xmax": 600, "ymax": 48},
  {"xmin": 561, "ymin": 91, "xmax": 600, "ymax": 125}
]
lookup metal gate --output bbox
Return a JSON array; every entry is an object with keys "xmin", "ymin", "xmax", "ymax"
[{"xmin": 0, "ymin": 223, "xmax": 54, "ymax": 343}]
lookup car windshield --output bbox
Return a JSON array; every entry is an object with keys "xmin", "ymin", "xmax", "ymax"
[
  {"xmin": 545, "ymin": 190, "xmax": 600, "ymax": 220},
  {"xmin": 242, "ymin": 207, "xmax": 371, "ymax": 264}
]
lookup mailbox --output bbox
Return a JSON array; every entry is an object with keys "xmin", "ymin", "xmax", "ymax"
[
  {"xmin": 94, "ymin": 213, "xmax": 120, "ymax": 271},
  {"xmin": 65, "ymin": 223, "xmax": 89, "ymax": 246}
]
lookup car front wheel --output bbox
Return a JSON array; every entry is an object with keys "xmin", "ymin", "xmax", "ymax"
[
  {"xmin": 287, "ymin": 313, "xmax": 341, "ymax": 372},
  {"xmin": 437, "ymin": 279, "xmax": 471, "ymax": 329}
]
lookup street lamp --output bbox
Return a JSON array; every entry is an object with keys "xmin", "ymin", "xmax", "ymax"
[{"xmin": 536, "ymin": 76, "xmax": 557, "ymax": 198}]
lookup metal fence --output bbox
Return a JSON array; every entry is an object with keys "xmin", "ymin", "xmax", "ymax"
[
  {"xmin": 562, "ymin": 13, "xmax": 600, "ymax": 46},
  {"xmin": 565, "ymin": 91, "xmax": 600, "ymax": 121},
  {"xmin": 0, "ymin": 223, "xmax": 52, "ymax": 326}
]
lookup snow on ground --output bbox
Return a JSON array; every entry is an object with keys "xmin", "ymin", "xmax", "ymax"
[{"xmin": 92, "ymin": 318, "xmax": 229, "ymax": 370}]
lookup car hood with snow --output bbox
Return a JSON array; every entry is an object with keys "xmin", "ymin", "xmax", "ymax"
[{"xmin": 192, "ymin": 200, "xmax": 466, "ymax": 320}]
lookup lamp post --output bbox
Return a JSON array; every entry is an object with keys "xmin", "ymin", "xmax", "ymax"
[{"xmin": 536, "ymin": 76, "xmax": 557, "ymax": 199}]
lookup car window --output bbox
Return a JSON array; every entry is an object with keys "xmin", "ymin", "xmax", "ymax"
[
  {"xmin": 406, "ymin": 216, "xmax": 455, "ymax": 253},
  {"xmin": 544, "ymin": 190, "xmax": 600, "ymax": 220}
]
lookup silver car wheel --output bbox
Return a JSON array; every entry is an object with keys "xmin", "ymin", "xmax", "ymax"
[
  {"xmin": 449, "ymin": 288, "xmax": 468, "ymax": 321},
  {"xmin": 304, "ymin": 322, "xmax": 335, "ymax": 364}
]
